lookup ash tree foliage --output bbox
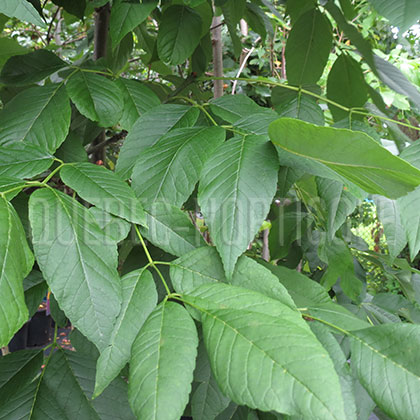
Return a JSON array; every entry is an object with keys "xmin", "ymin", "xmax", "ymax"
[{"xmin": 1, "ymin": 0, "xmax": 420, "ymax": 419}]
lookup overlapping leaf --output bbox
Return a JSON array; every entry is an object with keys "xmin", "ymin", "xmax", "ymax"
[
  {"xmin": 198, "ymin": 135, "xmax": 278, "ymax": 278},
  {"xmin": 116, "ymin": 104, "xmax": 199, "ymax": 179},
  {"xmin": 269, "ymin": 118, "xmax": 420, "ymax": 198},
  {"xmin": 94, "ymin": 268, "xmax": 157, "ymax": 397},
  {"xmin": 0, "ymin": 84, "xmax": 71, "ymax": 153},
  {"xmin": 141, "ymin": 201, "xmax": 205, "ymax": 257},
  {"xmin": 129, "ymin": 301, "xmax": 198, "ymax": 420},
  {"xmin": 0, "ymin": 197, "xmax": 33, "ymax": 347},
  {"xmin": 132, "ymin": 126, "xmax": 225, "ymax": 207},
  {"xmin": 0, "ymin": 50, "xmax": 66, "ymax": 85},
  {"xmin": 184, "ymin": 283, "xmax": 346, "ymax": 419},
  {"xmin": 170, "ymin": 246, "xmax": 296, "ymax": 308},
  {"xmin": 351, "ymin": 324, "xmax": 420, "ymax": 420},
  {"xmin": 116, "ymin": 78, "xmax": 160, "ymax": 130},
  {"xmin": 60, "ymin": 162, "xmax": 146, "ymax": 225},
  {"xmin": 29, "ymin": 188, "xmax": 121, "ymax": 351},
  {"xmin": 110, "ymin": 0, "xmax": 157, "ymax": 47},
  {"xmin": 66, "ymin": 71, "xmax": 123, "ymax": 128},
  {"xmin": 0, "ymin": 0, "xmax": 45, "ymax": 26}
]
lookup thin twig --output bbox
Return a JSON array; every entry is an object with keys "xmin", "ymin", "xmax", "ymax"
[{"xmin": 87, "ymin": 130, "xmax": 127, "ymax": 155}]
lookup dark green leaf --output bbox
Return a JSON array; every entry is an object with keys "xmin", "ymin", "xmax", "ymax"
[
  {"xmin": 327, "ymin": 54, "xmax": 368, "ymax": 121},
  {"xmin": 116, "ymin": 78, "xmax": 160, "ymax": 130},
  {"xmin": 110, "ymin": 0, "xmax": 157, "ymax": 47},
  {"xmin": 0, "ymin": 38, "xmax": 26, "ymax": 69},
  {"xmin": 157, "ymin": 5, "xmax": 202, "ymax": 65},
  {"xmin": 0, "ymin": 349, "xmax": 43, "ymax": 407},
  {"xmin": 0, "ymin": 176, "xmax": 26, "ymax": 200},
  {"xmin": 0, "ymin": 197, "xmax": 33, "ymax": 347},
  {"xmin": 276, "ymin": 94, "xmax": 325, "ymax": 126},
  {"xmin": 0, "ymin": 50, "xmax": 66, "ymax": 85},
  {"xmin": 51, "ymin": 0, "xmax": 86, "ymax": 19},
  {"xmin": 129, "ymin": 301, "xmax": 198, "ymax": 419},
  {"xmin": 29, "ymin": 188, "xmax": 122, "ymax": 351},
  {"xmin": 66, "ymin": 71, "xmax": 123, "ymax": 127},
  {"xmin": 23, "ymin": 270, "xmax": 46, "ymax": 318},
  {"xmin": 0, "ymin": 84, "xmax": 71, "ymax": 153},
  {"xmin": 0, "ymin": 143, "xmax": 53, "ymax": 179},
  {"xmin": 285, "ymin": 9, "xmax": 332, "ymax": 86}
]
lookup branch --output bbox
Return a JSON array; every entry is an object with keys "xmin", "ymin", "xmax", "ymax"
[{"xmin": 87, "ymin": 130, "xmax": 128, "ymax": 155}]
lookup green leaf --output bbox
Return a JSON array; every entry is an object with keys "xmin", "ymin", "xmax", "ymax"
[
  {"xmin": 0, "ymin": 0, "xmax": 45, "ymax": 26},
  {"xmin": 350, "ymin": 324, "xmax": 420, "ymax": 420},
  {"xmin": 64, "ymin": 343, "xmax": 136, "ymax": 419},
  {"xmin": 171, "ymin": 246, "xmax": 296, "ymax": 308},
  {"xmin": 141, "ymin": 201, "xmax": 205, "ymax": 257},
  {"xmin": 268, "ymin": 118, "xmax": 420, "ymax": 199},
  {"xmin": 262, "ymin": 262, "xmax": 332, "ymax": 307},
  {"xmin": 275, "ymin": 94, "xmax": 325, "ymax": 126},
  {"xmin": 286, "ymin": 0, "xmax": 315, "ymax": 23},
  {"xmin": 0, "ymin": 197, "xmax": 33, "ymax": 347},
  {"xmin": 51, "ymin": 0, "xmax": 86, "ymax": 20},
  {"xmin": 0, "ymin": 38, "xmax": 27, "ymax": 69},
  {"xmin": 367, "ymin": 0, "xmax": 420, "ymax": 32},
  {"xmin": 55, "ymin": 132, "xmax": 88, "ymax": 163},
  {"xmin": 374, "ymin": 195, "xmax": 406, "ymax": 261},
  {"xmin": 0, "ymin": 349, "xmax": 43, "ymax": 407},
  {"xmin": 29, "ymin": 188, "xmax": 122, "ymax": 351},
  {"xmin": 285, "ymin": 9, "xmax": 332, "ymax": 86},
  {"xmin": 129, "ymin": 301, "xmax": 198, "ymax": 420},
  {"xmin": 132, "ymin": 126, "xmax": 225, "ymax": 207},
  {"xmin": 0, "ymin": 50, "xmax": 66, "ymax": 85},
  {"xmin": 307, "ymin": 303, "xmax": 371, "ymax": 331},
  {"xmin": 373, "ymin": 54, "xmax": 420, "ymax": 110},
  {"xmin": 184, "ymin": 283, "xmax": 346, "ymax": 419},
  {"xmin": 23, "ymin": 270, "xmax": 47, "ymax": 318},
  {"xmin": 60, "ymin": 162, "xmax": 146, "ymax": 225},
  {"xmin": 0, "ymin": 84, "xmax": 71, "ymax": 153},
  {"xmin": 327, "ymin": 54, "xmax": 368, "ymax": 121},
  {"xmin": 192, "ymin": 372, "xmax": 231, "ymax": 420},
  {"xmin": 321, "ymin": 237, "xmax": 362, "ymax": 301},
  {"xmin": 316, "ymin": 178, "xmax": 359, "ymax": 240},
  {"xmin": 157, "ymin": 5, "xmax": 202, "ymax": 65},
  {"xmin": 210, "ymin": 94, "xmax": 262, "ymax": 123},
  {"xmin": 396, "ymin": 142, "xmax": 420, "ymax": 260},
  {"xmin": 94, "ymin": 268, "xmax": 157, "ymax": 397},
  {"xmin": 110, "ymin": 0, "xmax": 157, "ymax": 47},
  {"xmin": 310, "ymin": 323, "xmax": 357, "ymax": 420},
  {"xmin": 198, "ymin": 135, "xmax": 279, "ymax": 278},
  {"xmin": 233, "ymin": 109, "xmax": 278, "ymax": 136},
  {"xmin": 269, "ymin": 202, "xmax": 309, "ymax": 259},
  {"xmin": 116, "ymin": 104, "xmax": 199, "ymax": 179},
  {"xmin": 89, "ymin": 207, "xmax": 131, "ymax": 243},
  {"xmin": 66, "ymin": 71, "xmax": 123, "ymax": 127},
  {"xmin": 0, "ymin": 176, "xmax": 26, "ymax": 200},
  {"xmin": 0, "ymin": 143, "xmax": 53, "ymax": 179},
  {"xmin": 116, "ymin": 78, "xmax": 160, "ymax": 130},
  {"xmin": 0, "ymin": 349, "xmax": 99, "ymax": 418}
]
